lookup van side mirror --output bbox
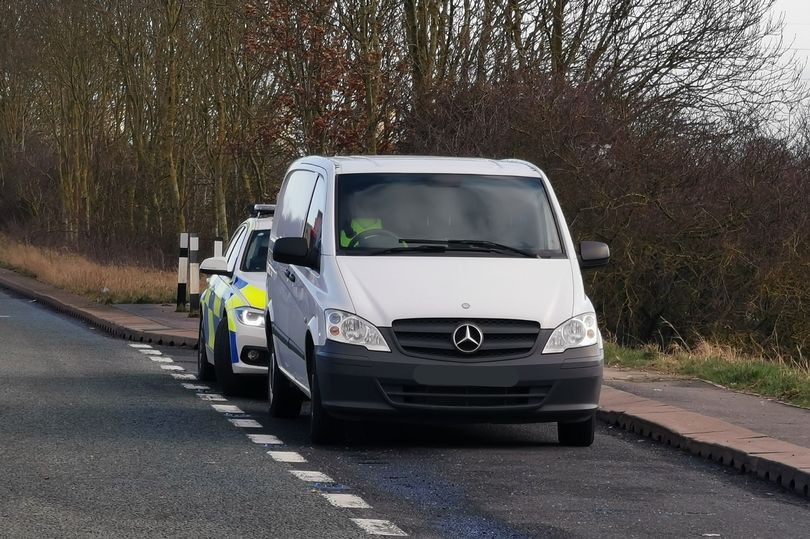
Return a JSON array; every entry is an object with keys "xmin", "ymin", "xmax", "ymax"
[
  {"xmin": 199, "ymin": 256, "xmax": 231, "ymax": 277},
  {"xmin": 579, "ymin": 241, "xmax": 610, "ymax": 269},
  {"xmin": 272, "ymin": 237, "xmax": 311, "ymax": 267}
]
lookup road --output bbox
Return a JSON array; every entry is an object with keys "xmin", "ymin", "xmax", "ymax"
[{"xmin": 1, "ymin": 287, "xmax": 809, "ymax": 538}]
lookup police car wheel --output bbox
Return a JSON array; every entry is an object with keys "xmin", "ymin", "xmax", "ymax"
[
  {"xmin": 213, "ymin": 319, "xmax": 240, "ymax": 396},
  {"xmin": 267, "ymin": 336, "xmax": 303, "ymax": 419},
  {"xmin": 197, "ymin": 319, "xmax": 216, "ymax": 381}
]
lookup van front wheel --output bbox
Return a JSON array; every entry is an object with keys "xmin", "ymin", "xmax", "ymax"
[
  {"xmin": 309, "ymin": 365, "xmax": 340, "ymax": 444},
  {"xmin": 268, "ymin": 337, "xmax": 303, "ymax": 418},
  {"xmin": 557, "ymin": 415, "xmax": 595, "ymax": 447}
]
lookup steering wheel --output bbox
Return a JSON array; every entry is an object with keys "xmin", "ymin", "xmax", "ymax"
[{"xmin": 347, "ymin": 228, "xmax": 401, "ymax": 249}]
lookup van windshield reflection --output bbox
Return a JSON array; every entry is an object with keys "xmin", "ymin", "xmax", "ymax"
[{"xmin": 335, "ymin": 173, "xmax": 565, "ymax": 257}]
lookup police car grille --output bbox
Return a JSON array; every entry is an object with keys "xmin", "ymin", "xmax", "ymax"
[{"xmin": 391, "ymin": 318, "xmax": 540, "ymax": 360}]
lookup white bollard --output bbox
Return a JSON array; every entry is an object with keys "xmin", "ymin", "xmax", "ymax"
[
  {"xmin": 176, "ymin": 232, "xmax": 188, "ymax": 312},
  {"xmin": 189, "ymin": 234, "xmax": 200, "ymax": 316},
  {"xmin": 214, "ymin": 236, "xmax": 224, "ymax": 258}
]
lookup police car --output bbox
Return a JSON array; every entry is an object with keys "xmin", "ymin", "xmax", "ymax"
[{"xmin": 197, "ymin": 205, "xmax": 273, "ymax": 394}]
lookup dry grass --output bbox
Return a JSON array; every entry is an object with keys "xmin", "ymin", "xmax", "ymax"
[
  {"xmin": 0, "ymin": 234, "xmax": 175, "ymax": 304},
  {"xmin": 605, "ymin": 339, "xmax": 810, "ymax": 408}
]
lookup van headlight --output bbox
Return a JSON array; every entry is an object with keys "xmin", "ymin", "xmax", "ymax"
[
  {"xmin": 543, "ymin": 313, "xmax": 599, "ymax": 354},
  {"xmin": 325, "ymin": 309, "xmax": 390, "ymax": 352},
  {"xmin": 235, "ymin": 307, "xmax": 265, "ymax": 327}
]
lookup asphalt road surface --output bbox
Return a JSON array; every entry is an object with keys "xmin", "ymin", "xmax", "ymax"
[{"xmin": 2, "ymin": 287, "xmax": 809, "ymax": 538}]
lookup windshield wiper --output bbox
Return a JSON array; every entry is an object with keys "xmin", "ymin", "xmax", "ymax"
[
  {"xmin": 398, "ymin": 238, "xmax": 537, "ymax": 258},
  {"xmin": 447, "ymin": 240, "xmax": 537, "ymax": 258},
  {"xmin": 367, "ymin": 244, "xmax": 447, "ymax": 256}
]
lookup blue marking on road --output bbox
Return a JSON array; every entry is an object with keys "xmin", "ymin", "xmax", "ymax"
[
  {"xmin": 358, "ymin": 458, "xmax": 537, "ymax": 538},
  {"xmin": 311, "ymin": 482, "xmax": 351, "ymax": 493}
]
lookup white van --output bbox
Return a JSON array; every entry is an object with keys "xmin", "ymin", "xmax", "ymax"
[{"xmin": 265, "ymin": 156, "xmax": 609, "ymax": 445}]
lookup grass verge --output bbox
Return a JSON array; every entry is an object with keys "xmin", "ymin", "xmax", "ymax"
[
  {"xmin": 605, "ymin": 341, "xmax": 810, "ymax": 408},
  {"xmin": 0, "ymin": 234, "xmax": 174, "ymax": 304}
]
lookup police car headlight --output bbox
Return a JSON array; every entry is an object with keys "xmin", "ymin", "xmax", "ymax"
[
  {"xmin": 325, "ymin": 309, "xmax": 390, "ymax": 352},
  {"xmin": 543, "ymin": 313, "xmax": 599, "ymax": 354},
  {"xmin": 235, "ymin": 307, "xmax": 265, "ymax": 327}
]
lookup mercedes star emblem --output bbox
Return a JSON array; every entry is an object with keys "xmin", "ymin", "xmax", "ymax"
[{"xmin": 452, "ymin": 323, "xmax": 484, "ymax": 353}]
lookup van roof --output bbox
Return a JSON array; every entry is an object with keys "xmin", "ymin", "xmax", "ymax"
[{"xmin": 299, "ymin": 155, "xmax": 544, "ymax": 177}]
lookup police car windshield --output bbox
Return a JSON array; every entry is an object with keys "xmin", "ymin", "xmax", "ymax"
[
  {"xmin": 335, "ymin": 173, "xmax": 565, "ymax": 257},
  {"xmin": 241, "ymin": 230, "xmax": 270, "ymax": 272}
]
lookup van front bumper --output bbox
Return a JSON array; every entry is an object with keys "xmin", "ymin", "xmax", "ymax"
[{"xmin": 314, "ymin": 339, "xmax": 602, "ymax": 424}]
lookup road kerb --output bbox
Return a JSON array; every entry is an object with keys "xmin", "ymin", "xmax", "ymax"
[
  {"xmin": 0, "ymin": 268, "xmax": 196, "ymax": 348},
  {"xmin": 598, "ymin": 385, "xmax": 810, "ymax": 498}
]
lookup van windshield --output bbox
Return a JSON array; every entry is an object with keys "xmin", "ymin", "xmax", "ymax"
[{"xmin": 335, "ymin": 173, "xmax": 565, "ymax": 257}]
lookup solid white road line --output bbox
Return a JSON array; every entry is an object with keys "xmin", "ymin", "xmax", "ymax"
[
  {"xmin": 351, "ymin": 519, "xmax": 408, "ymax": 537},
  {"xmin": 182, "ymin": 383, "xmax": 210, "ymax": 390},
  {"xmin": 247, "ymin": 434, "xmax": 283, "ymax": 445},
  {"xmin": 197, "ymin": 393, "xmax": 227, "ymax": 401},
  {"xmin": 171, "ymin": 373, "xmax": 197, "ymax": 380},
  {"xmin": 160, "ymin": 364, "xmax": 185, "ymax": 371},
  {"xmin": 321, "ymin": 493, "xmax": 371, "ymax": 509},
  {"xmin": 228, "ymin": 418, "xmax": 262, "ymax": 428},
  {"xmin": 289, "ymin": 470, "xmax": 333, "ymax": 482},
  {"xmin": 267, "ymin": 451, "xmax": 307, "ymax": 463},
  {"xmin": 211, "ymin": 404, "xmax": 243, "ymax": 413},
  {"xmin": 128, "ymin": 344, "xmax": 152, "ymax": 349}
]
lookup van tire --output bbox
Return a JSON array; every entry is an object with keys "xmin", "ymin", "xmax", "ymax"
[
  {"xmin": 557, "ymin": 415, "xmax": 595, "ymax": 447},
  {"xmin": 197, "ymin": 319, "xmax": 216, "ymax": 382},
  {"xmin": 213, "ymin": 319, "xmax": 240, "ymax": 396},
  {"xmin": 309, "ymin": 364, "xmax": 340, "ymax": 444},
  {"xmin": 267, "ymin": 336, "xmax": 303, "ymax": 418}
]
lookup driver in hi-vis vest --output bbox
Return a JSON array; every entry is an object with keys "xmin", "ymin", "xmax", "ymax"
[{"xmin": 339, "ymin": 217, "xmax": 383, "ymax": 247}]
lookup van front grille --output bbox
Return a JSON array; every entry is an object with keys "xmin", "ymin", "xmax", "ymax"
[
  {"xmin": 391, "ymin": 318, "xmax": 540, "ymax": 360},
  {"xmin": 380, "ymin": 382, "xmax": 550, "ymax": 408}
]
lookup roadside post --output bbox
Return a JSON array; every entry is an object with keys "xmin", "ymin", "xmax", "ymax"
[
  {"xmin": 214, "ymin": 236, "xmax": 224, "ymax": 258},
  {"xmin": 176, "ymin": 232, "xmax": 188, "ymax": 312},
  {"xmin": 189, "ymin": 233, "xmax": 200, "ymax": 317}
]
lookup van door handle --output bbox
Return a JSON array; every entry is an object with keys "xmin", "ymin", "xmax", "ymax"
[{"xmin": 284, "ymin": 268, "xmax": 296, "ymax": 283}]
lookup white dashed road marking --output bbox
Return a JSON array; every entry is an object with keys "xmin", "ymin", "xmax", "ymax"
[
  {"xmin": 247, "ymin": 434, "xmax": 283, "ymax": 445},
  {"xmin": 267, "ymin": 451, "xmax": 307, "ymax": 463},
  {"xmin": 351, "ymin": 519, "xmax": 408, "ymax": 536},
  {"xmin": 228, "ymin": 418, "xmax": 263, "ymax": 428},
  {"xmin": 321, "ymin": 493, "xmax": 371, "ymax": 509},
  {"xmin": 211, "ymin": 404, "xmax": 243, "ymax": 413},
  {"xmin": 197, "ymin": 393, "xmax": 227, "ymax": 402},
  {"xmin": 160, "ymin": 364, "xmax": 185, "ymax": 371},
  {"xmin": 289, "ymin": 470, "xmax": 332, "ymax": 482},
  {"xmin": 129, "ymin": 343, "xmax": 408, "ymax": 536}
]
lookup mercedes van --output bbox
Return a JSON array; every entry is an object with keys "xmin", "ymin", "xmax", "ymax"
[{"xmin": 265, "ymin": 156, "xmax": 609, "ymax": 445}]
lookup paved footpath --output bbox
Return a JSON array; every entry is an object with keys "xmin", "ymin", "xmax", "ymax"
[{"xmin": 1, "ymin": 266, "xmax": 809, "ymax": 501}]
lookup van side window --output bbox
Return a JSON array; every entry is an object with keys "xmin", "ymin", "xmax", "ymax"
[
  {"xmin": 225, "ymin": 226, "xmax": 247, "ymax": 272},
  {"xmin": 303, "ymin": 176, "xmax": 326, "ymax": 255},
  {"xmin": 274, "ymin": 170, "xmax": 318, "ymax": 239}
]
